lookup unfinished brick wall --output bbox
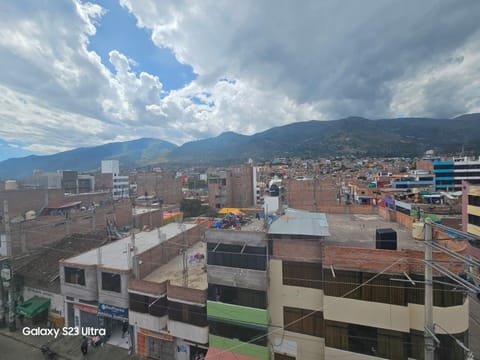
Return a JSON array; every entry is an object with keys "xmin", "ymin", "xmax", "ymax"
[
  {"xmin": 272, "ymin": 238, "xmax": 322, "ymax": 261},
  {"xmin": 323, "ymin": 245, "xmax": 466, "ymax": 275},
  {"xmin": 285, "ymin": 178, "xmax": 339, "ymax": 211},
  {"xmin": 167, "ymin": 281, "xmax": 207, "ymax": 304},
  {"xmin": 137, "ymin": 225, "xmax": 205, "ymax": 279},
  {"xmin": 129, "ymin": 278, "xmax": 167, "ymax": 296},
  {"xmin": 131, "ymin": 172, "xmax": 183, "ymax": 205},
  {"xmin": 0, "ymin": 189, "xmax": 64, "ymax": 217}
]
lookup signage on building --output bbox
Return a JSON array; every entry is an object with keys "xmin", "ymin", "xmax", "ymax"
[
  {"xmin": 140, "ymin": 328, "xmax": 174, "ymax": 342},
  {"xmin": 98, "ymin": 303, "xmax": 128, "ymax": 320},
  {"xmin": 74, "ymin": 304, "xmax": 98, "ymax": 314}
]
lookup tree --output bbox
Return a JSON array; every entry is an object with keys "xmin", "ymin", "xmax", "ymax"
[{"xmin": 180, "ymin": 199, "xmax": 202, "ymax": 217}]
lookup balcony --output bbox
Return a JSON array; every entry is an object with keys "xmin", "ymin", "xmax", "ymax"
[
  {"xmin": 209, "ymin": 335, "xmax": 269, "ymax": 360},
  {"xmin": 207, "ymin": 265, "xmax": 267, "ymax": 291},
  {"xmin": 207, "ymin": 301, "xmax": 268, "ymax": 327}
]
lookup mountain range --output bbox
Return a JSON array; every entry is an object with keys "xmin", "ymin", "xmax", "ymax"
[{"xmin": 1, "ymin": 115, "xmax": 479, "ymax": 180}]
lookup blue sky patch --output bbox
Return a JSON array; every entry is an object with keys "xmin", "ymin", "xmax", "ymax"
[{"xmin": 88, "ymin": 0, "xmax": 197, "ymax": 92}]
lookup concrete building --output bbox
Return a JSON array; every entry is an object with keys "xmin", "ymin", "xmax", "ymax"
[
  {"xmin": 266, "ymin": 209, "xmax": 468, "ymax": 360},
  {"xmin": 208, "ymin": 164, "xmax": 255, "ymax": 209},
  {"xmin": 463, "ymin": 181, "xmax": 480, "ymax": 237},
  {"xmin": 434, "ymin": 156, "xmax": 480, "ymax": 191},
  {"xmin": 208, "ymin": 169, "xmax": 232, "ymax": 210},
  {"xmin": 130, "ymin": 171, "xmax": 183, "ymax": 206},
  {"xmin": 102, "ymin": 160, "xmax": 120, "ymax": 175},
  {"xmin": 205, "ymin": 229, "xmax": 269, "ymax": 360},
  {"xmin": 129, "ymin": 239, "xmax": 208, "ymax": 359},
  {"xmin": 59, "ymin": 222, "xmax": 203, "ymax": 350}
]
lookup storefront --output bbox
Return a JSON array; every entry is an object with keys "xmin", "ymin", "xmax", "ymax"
[
  {"xmin": 98, "ymin": 303, "xmax": 130, "ymax": 349},
  {"xmin": 73, "ymin": 303, "xmax": 99, "ymax": 329},
  {"xmin": 137, "ymin": 328, "xmax": 176, "ymax": 359}
]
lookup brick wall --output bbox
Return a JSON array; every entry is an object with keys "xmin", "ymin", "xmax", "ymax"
[
  {"xmin": 129, "ymin": 278, "xmax": 167, "ymax": 296},
  {"xmin": 323, "ymin": 245, "xmax": 466, "ymax": 274},
  {"xmin": 0, "ymin": 189, "xmax": 64, "ymax": 217},
  {"xmin": 131, "ymin": 172, "xmax": 183, "ymax": 205},
  {"xmin": 272, "ymin": 238, "xmax": 322, "ymax": 261},
  {"xmin": 167, "ymin": 281, "xmax": 207, "ymax": 304},
  {"xmin": 137, "ymin": 226, "xmax": 205, "ymax": 279}
]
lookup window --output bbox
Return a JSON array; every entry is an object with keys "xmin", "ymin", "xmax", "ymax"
[
  {"xmin": 468, "ymin": 195, "xmax": 480, "ymax": 206},
  {"xmin": 283, "ymin": 261, "xmax": 322, "ymax": 289},
  {"xmin": 64, "ymin": 267, "xmax": 85, "ymax": 286},
  {"xmin": 207, "ymin": 284, "xmax": 267, "ymax": 309},
  {"xmin": 209, "ymin": 320, "xmax": 267, "ymax": 346},
  {"xmin": 325, "ymin": 321, "xmax": 406, "ymax": 360},
  {"xmin": 168, "ymin": 301, "xmax": 208, "ymax": 327},
  {"xmin": 101, "ymin": 272, "xmax": 121, "ymax": 292},
  {"xmin": 283, "ymin": 306, "xmax": 323, "ymax": 337},
  {"xmin": 129, "ymin": 293, "xmax": 168, "ymax": 317},
  {"xmin": 207, "ymin": 243, "xmax": 267, "ymax": 270},
  {"xmin": 468, "ymin": 214, "xmax": 480, "ymax": 227}
]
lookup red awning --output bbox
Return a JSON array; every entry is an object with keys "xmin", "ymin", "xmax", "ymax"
[{"xmin": 205, "ymin": 347, "xmax": 257, "ymax": 360}]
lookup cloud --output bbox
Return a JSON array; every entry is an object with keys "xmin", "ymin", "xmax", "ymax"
[
  {"xmin": 0, "ymin": 0, "xmax": 479, "ymax": 159},
  {"xmin": 121, "ymin": 0, "xmax": 480, "ymax": 119}
]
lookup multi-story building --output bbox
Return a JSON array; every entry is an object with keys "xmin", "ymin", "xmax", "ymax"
[
  {"xmin": 266, "ymin": 209, "xmax": 468, "ymax": 360},
  {"xmin": 463, "ymin": 181, "xmax": 480, "ymax": 237},
  {"xmin": 206, "ymin": 229, "xmax": 269, "ymax": 359},
  {"xmin": 59, "ymin": 222, "xmax": 202, "ymax": 350},
  {"xmin": 208, "ymin": 169, "xmax": 232, "ymax": 209},
  {"xmin": 208, "ymin": 164, "xmax": 255, "ymax": 209},
  {"xmin": 130, "ymin": 171, "xmax": 183, "ymax": 205},
  {"xmin": 434, "ymin": 156, "xmax": 480, "ymax": 191},
  {"xmin": 128, "ymin": 238, "xmax": 208, "ymax": 359}
]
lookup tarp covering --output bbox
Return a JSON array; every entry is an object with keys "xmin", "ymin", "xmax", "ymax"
[
  {"xmin": 16, "ymin": 296, "xmax": 50, "ymax": 317},
  {"xmin": 218, "ymin": 208, "xmax": 245, "ymax": 216}
]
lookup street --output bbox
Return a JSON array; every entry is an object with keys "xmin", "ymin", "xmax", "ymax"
[{"xmin": 0, "ymin": 334, "xmax": 45, "ymax": 359}]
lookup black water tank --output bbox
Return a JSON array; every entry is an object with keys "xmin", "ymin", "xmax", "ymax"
[{"xmin": 375, "ymin": 228, "xmax": 397, "ymax": 250}]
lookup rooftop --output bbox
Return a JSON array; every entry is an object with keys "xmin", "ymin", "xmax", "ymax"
[
  {"xmin": 143, "ymin": 240, "xmax": 207, "ymax": 290},
  {"xmin": 325, "ymin": 213, "xmax": 423, "ymax": 250},
  {"xmin": 63, "ymin": 222, "xmax": 197, "ymax": 270},
  {"xmin": 268, "ymin": 208, "xmax": 330, "ymax": 237}
]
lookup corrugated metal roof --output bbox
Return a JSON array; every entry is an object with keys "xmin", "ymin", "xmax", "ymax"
[{"xmin": 268, "ymin": 208, "xmax": 330, "ymax": 237}]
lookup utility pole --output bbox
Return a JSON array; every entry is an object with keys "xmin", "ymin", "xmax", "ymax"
[
  {"xmin": 3, "ymin": 200, "xmax": 15, "ymax": 331},
  {"xmin": 424, "ymin": 219, "xmax": 435, "ymax": 360},
  {"xmin": 130, "ymin": 196, "xmax": 138, "ymax": 279}
]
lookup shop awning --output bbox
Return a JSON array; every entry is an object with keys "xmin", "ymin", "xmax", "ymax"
[
  {"xmin": 205, "ymin": 347, "xmax": 257, "ymax": 360},
  {"xmin": 16, "ymin": 296, "xmax": 50, "ymax": 317}
]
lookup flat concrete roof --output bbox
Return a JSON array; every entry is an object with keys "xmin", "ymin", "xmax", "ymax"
[
  {"xmin": 144, "ymin": 241, "xmax": 207, "ymax": 290},
  {"xmin": 325, "ymin": 213, "xmax": 423, "ymax": 249},
  {"xmin": 63, "ymin": 222, "xmax": 197, "ymax": 270}
]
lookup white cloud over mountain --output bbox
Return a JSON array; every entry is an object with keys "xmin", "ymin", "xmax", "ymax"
[{"xmin": 0, "ymin": 0, "xmax": 479, "ymax": 158}]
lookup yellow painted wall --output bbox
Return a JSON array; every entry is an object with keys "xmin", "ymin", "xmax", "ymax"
[
  {"xmin": 325, "ymin": 347, "xmax": 388, "ymax": 360},
  {"xmin": 323, "ymin": 296, "xmax": 410, "ymax": 332},
  {"xmin": 467, "ymin": 223, "xmax": 480, "ymax": 236},
  {"xmin": 268, "ymin": 258, "xmax": 324, "ymax": 360},
  {"xmin": 408, "ymin": 299, "xmax": 469, "ymax": 334},
  {"xmin": 467, "ymin": 205, "xmax": 480, "ymax": 217}
]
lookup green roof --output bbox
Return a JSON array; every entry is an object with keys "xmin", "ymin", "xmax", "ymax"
[{"xmin": 16, "ymin": 296, "xmax": 50, "ymax": 317}]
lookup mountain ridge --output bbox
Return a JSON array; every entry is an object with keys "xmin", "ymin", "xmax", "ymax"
[{"xmin": 1, "ymin": 114, "xmax": 480, "ymax": 179}]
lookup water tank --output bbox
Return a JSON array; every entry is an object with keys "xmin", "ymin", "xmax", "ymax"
[
  {"xmin": 5, "ymin": 180, "xmax": 17, "ymax": 190},
  {"xmin": 412, "ymin": 222, "xmax": 425, "ymax": 240},
  {"xmin": 376, "ymin": 228, "xmax": 397, "ymax": 250}
]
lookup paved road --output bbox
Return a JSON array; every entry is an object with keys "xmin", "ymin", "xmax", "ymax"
[{"xmin": 0, "ymin": 334, "xmax": 45, "ymax": 359}]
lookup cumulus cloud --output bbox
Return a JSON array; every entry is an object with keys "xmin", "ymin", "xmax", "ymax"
[{"xmin": 0, "ymin": 0, "xmax": 479, "ymax": 159}]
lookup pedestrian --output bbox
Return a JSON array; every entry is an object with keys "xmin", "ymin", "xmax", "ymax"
[{"xmin": 81, "ymin": 336, "xmax": 88, "ymax": 356}]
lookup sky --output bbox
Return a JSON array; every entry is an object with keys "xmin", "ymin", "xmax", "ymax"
[{"xmin": 0, "ymin": 0, "xmax": 479, "ymax": 161}]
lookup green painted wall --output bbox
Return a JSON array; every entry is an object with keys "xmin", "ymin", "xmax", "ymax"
[
  {"xmin": 207, "ymin": 301, "xmax": 268, "ymax": 326},
  {"xmin": 209, "ymin": 334, "xmax": 269, "ymax": 360}
]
